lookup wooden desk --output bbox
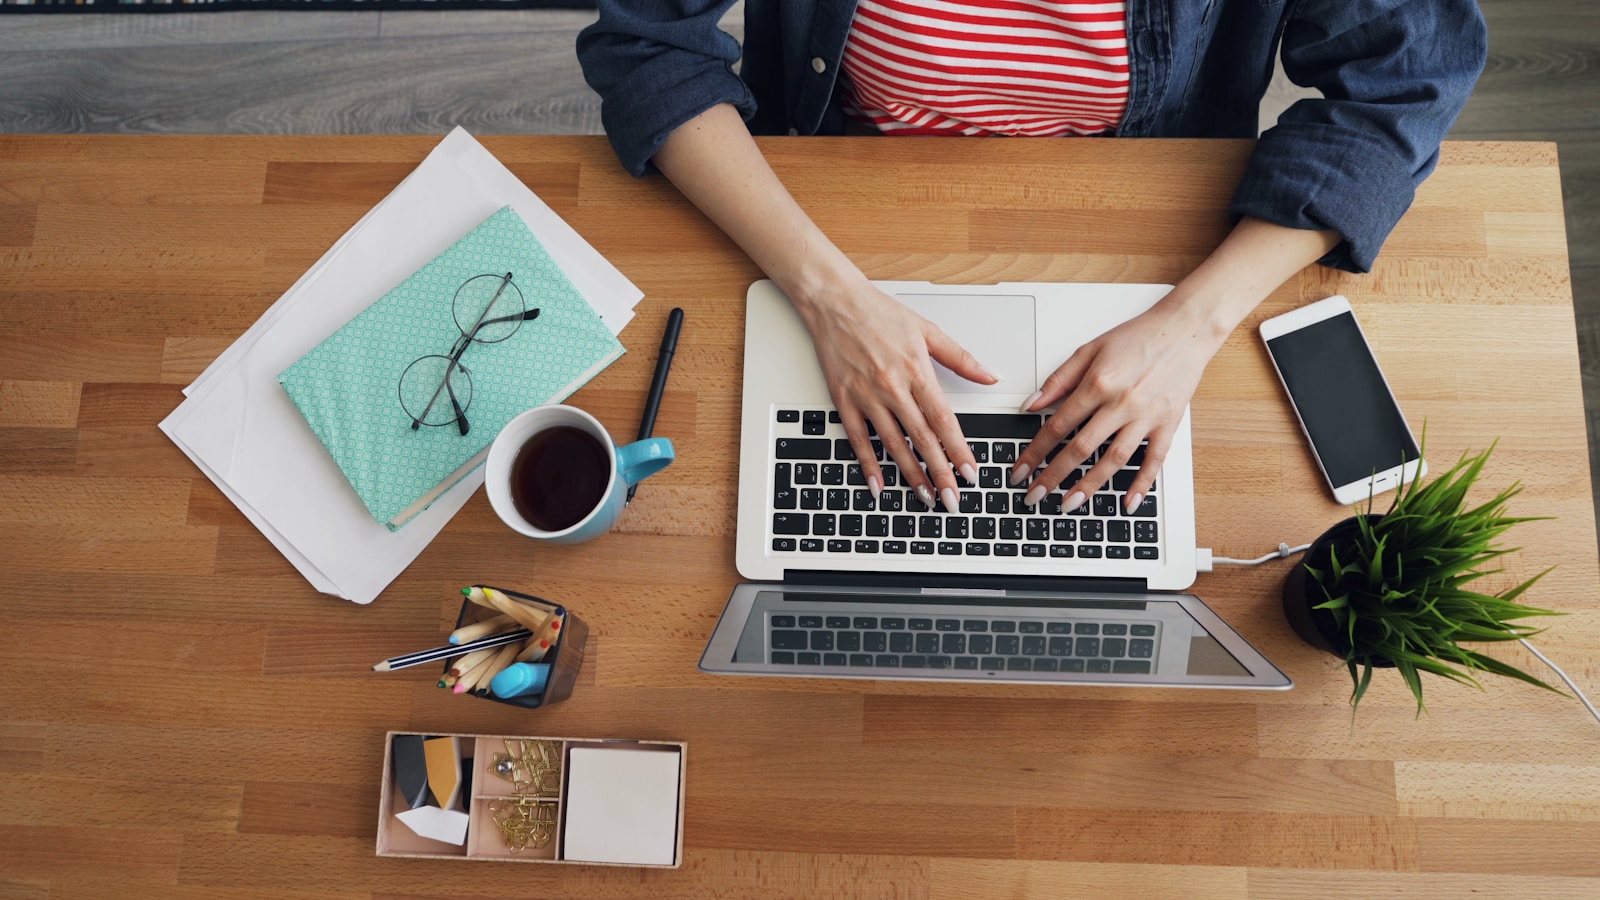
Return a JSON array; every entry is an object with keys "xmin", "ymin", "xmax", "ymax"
[{"xmin": 2, "ymin": 135, "xmax": 1597, "ymax": 895}]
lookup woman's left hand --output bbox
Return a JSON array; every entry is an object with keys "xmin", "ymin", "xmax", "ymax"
[{"xmin": 1009, "ymin": 301, "xmax": 1222, "ymax": 514}]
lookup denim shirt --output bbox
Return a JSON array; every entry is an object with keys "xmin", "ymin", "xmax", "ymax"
[{"xmin": 577, "ymin": 0, "xmax": 1486, "ymax": 272}]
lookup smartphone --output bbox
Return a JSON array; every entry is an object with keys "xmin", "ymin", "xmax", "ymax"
[{"xmin": 1259, "ymin": 295, "xmax": 1425, "ymax": 505}]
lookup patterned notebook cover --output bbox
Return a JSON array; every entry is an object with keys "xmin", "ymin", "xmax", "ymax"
[{"xmin": 279, "ymin": 205, "xmax": 625, "ymax": 529}]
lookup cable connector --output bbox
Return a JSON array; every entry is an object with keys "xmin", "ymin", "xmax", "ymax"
[
  {"xmin": 1196, "ymin": 547, "xmax": 1214, "ymax": 573},
  {"xmin": 1207, "ymin": 542, "xmax": 1313, "ymax": 568}
]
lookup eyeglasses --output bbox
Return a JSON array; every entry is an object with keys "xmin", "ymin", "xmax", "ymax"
[{"xmin": 398, "ymin": 272, "xmax": 540, "ymax": 436}]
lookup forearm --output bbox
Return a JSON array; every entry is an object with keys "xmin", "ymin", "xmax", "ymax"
[
  {"xmin": 1157, "ymin": 216, "xmax": 1341, "ymax": 350},
  {"xmin": 652, "ymin": 103, "xmax": 865, "ymax": 322}
]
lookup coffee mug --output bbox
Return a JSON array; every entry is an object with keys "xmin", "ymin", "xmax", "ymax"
[{"xmin": 485, "ymin": 405, "xmax": 674, "ymax": 543}]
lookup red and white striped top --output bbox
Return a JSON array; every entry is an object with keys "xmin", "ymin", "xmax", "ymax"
[{"xmin": 840, "ymin": 0, "xmax": 1131, "ymax": 137}]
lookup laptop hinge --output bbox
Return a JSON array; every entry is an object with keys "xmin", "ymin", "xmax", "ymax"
[{"xmin": 784, "ymin": 569, "xmax": 1147, "ymax": 594}]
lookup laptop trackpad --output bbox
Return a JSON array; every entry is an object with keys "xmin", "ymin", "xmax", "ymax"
[{"xmin": 896, "ymin": 293, "xmax": 1036, "ymax": 399}]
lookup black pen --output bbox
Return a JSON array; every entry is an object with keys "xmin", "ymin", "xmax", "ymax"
[{"xmin": 628, "ymin": 307, "xmax": 684, "ymax": 503}]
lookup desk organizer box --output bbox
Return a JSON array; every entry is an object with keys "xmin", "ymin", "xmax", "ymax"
[
  {"xmin": 377, "ymin": 731, "xmax": 686, "ymax": 867},
  {"xmin": 454, "ymin": 586, "xmax": 588, "ymax": 709}
]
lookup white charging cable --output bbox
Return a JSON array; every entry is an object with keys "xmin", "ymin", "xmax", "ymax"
[{"xmin": 1200, "ymin": 541, "xmax": 1600, "ymax": 729}]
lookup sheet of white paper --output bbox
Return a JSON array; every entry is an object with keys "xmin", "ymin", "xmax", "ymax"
[
  {"xmin": 562, "ymin": 747, "xmax": 681, "ymax": 866},
  {"xmin": 394, "ymin": 806, "xmax": 471, "ymax": 846},
  {"xmin": 159, "ymin": 128, "xmax": 642, "ymax": 604}
]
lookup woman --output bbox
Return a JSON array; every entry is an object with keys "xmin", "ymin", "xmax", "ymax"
[{"xmin": 577, "ymin": 0, "xmax": 1487, "ymax": 515}]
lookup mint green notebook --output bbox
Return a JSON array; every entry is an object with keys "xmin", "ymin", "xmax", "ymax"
[{"xmin": 279, "ymin": 206, "xmax": 625, "ymax": 529}]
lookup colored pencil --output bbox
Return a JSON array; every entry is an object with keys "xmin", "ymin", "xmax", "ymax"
[{"xmin": 371, "ymin": 627, "xmax": 532, "ymax": 672}]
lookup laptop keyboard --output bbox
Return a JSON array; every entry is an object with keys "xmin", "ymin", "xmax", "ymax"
[
  {"xmin": 770, "ymin": 408, "xmax": 1159, "ymax": 561},
  {"xmin": 768, "ymin": 613, "xmax": 1159, "ymax": 673}
]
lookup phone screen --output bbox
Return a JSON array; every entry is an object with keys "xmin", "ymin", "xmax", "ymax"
[{"xmin": 1264, "ymin": 311, "xmax": 1419, "ymax": 488}]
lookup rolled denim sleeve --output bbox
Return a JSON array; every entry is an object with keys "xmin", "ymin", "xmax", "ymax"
[
  {"xmin": 577, "ymin": 0, "xmax": 755, "ymax": 177},
  {"xmin": 1231, "ymin": 0, "xmax": 1487, "ymax": 272}
]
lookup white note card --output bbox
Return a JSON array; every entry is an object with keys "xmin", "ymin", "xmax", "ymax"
[{"xmin": 562, "ymin": 747, "xmax": 681, "ymax": 866}]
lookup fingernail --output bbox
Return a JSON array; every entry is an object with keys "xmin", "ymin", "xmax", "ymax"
[
  {"xmin": 940, "ymin": 487, "xmax": 959, "ymax": 511},
  {"xmin": 1019, "ymin": 390, "xmax": 1043, "ymax": 412},
  {"xmin": 868, "ymin": 475, "xmax": 883, "ymax": 495},
  {"xmin": 1009, "ymin": 462, "xmax": 1032, "ymax": 486},
  {"xmin": 960, "ymin": 463, "xmax": 978, "ymax": 484},
  {"xmin": 917, "ymin": 484, "xmax": 936, "ymax": 507},
  {"xmin": 1126, "ymin": 492, "xmax": 1143, "ymax": 513},
  {"xmin": 1063, "ymin": 490, "xmax": 1087, "ymax": 512},
  {"xmin": 1024, "ymin": 484, "xmax": 1048, "ymax": 507},
  {"xmin": 980, "ymin": 365, "xmax": 1003, "ymax": 383}
]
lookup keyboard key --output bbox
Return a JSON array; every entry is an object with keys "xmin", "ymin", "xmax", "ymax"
[
  {"xmin": 798, "ymin": 652, "xmax": 821, "ymax": 665},
  {"xmin": 963, "ymin": 620, "xmax": 988, "ymax": 632},
  {"xmin": 1106, "ymin": 546, "xmax": 1131, "ymax": 559},
  {"xmin": 853, "ymin": 617, "xmax": 878, "ymax": 629},
  {"xmin": 927, "ymin": 656, "xmax": 952, "ymax": 669},
  {"xmin": 771, "ymin": 630, "xmax": 808, "ymax": 649},
  {"xmin": 776, "ymin": 438, "xmax": 831, "ymax": 459},
  {"xmin": 880, "ymin": 490, "xmax": 904, "ymax": 511},
  {"xmin": 793, "ymin": 463, "xmax": 818, "ymax": 484},
  {"xmin": 1053, "ymin": 519, "xmax": 1077, "ymax": 541},
  {"xmin": 1006, "ymin": 658, "xmax": 1032, "ymax": 671},
  {"xmin": 991, "ymin": 442, "xmax": 1017, "ymax": 463},
  {"xmin": 771, "ymin": 616, "xmax": 796, "ymax": 628},
  {"xmin": 1112, "ymin": 469, "xmax": 1138, "ymax": 491},
  {"xmin": 771, "ymin": 651, "xmax": 794, "ymax": 664},
  {"xmin": 959, "ymin": 492, "xmax": 983, "ymax": 513},
  {"xmin": 945, "ymin": 517, "xmax": 970, "ymax": 539},
  {"xmin": 1092, "ymin": 494, "xmax": 1119, "ymax": 517},
  {"xmin": 824, "ymin": 616, "xmax": 849, "ymax": 629},
  {"xmin": 918, "ymin": 516, "xmax": 942, "ymax": 538},
  {"xmin": 1073, "ymin": 623, "xmax": 1098, "ymax": 635},
  {"xmin": 979, "ymin": 467, "xmax": 1005, "ymax": 489},
  {"xmin": 777, "ymin": 409, "xmax": 799, "ymax": 422},
  {"xmin": 835, "ymin": 439, "xmax": 857, "ymax": 460},
  {"xmin": 1038, "ymin": 494, "xmax": 1063, "ymax": 515},
  {"xmin": 838, "ymin": 632, "xmax": 861, "ymax": 651},
  {"xmin": 955, "ymin": 412, "xmax": 1042, "ymax": 438},
  {"xmin": 1049, "ymin": 544, "xmax": 1074, "ymax": 558},
  {"xmin": 1026, "ymin": 519, "xmax": 1050, "ymax": 541},
  {"xmin": 1033, "ymin": 658, "xmax": 1059, "ymax": 671},
  {"xmin": 938, "ymin": 541, "xmax": 962, "ymax": 555},
  {"xmin": 1001, "ymin": 518, "xmax": 1023, "ymax": 540},
  {"xmin": 942, "ymin": 633, "xmax": 966, "ymax": 654},
  {"xmin": 1129, "ymin": 639, "xmax": 1155, "ymax": 658},
  {"xmin": 965, "ymin": 542, "xmax": 991, "ymax": 556},
  {"xmin": 866, "ymin": 515, "xmax": 890, "ymax": 537},
  {"xmin": 1022, "ymin": 544, "xmax": 1046, "ymax": 558},
  {"xmin": 1078, "ymin": 544, "xmax": 1103, "ymax": 558},
  {"xmin": 1020, "ymin": 621, "xmax": 1044, "ymax": 633},
  {"xmin": 1062, "ymin": 658, "xmax": 1086, "ymax": 672},
  {"xmin": 1012, "ymin": 493, "xmax": 1037, "ymax": 515},
  {"xmin": 911, "ymin": 541, "xmax": 935, "ymax": 554},
  {"xmin": 996, "ymin": 635, "xmax": 1020, "ymax": 655},
  {"xmin": 901, "ymin": 655, "xmax": 927, "ymax": 668},
  {"xmin": 1022, "ymin": 636, "xmax": 1046, "ymax": 655},
  {"xmin": 1075, "ymin": 637, "xmax": 1100, "ymax": 657},
  {"xmin": 773, "ymin": 513, "xmax": 808, "ymax": 535},
  {"xmin": 1108, "ymin": 520, "xmax": 1131, "ymax": 542},
  {"xmin": 1130, "ymin": 624, "xmax": 1157, "ymax": 636},
  {"xmin": 853, "ymin": 489, "xmax": 877, "ymax": 511},
  {"xmin": 955, "ymin": 656, "xmax": 980, "ymax": 670},
  {"xmin": 849, "ymin": 654, "xmax": 875, "ymax": 667},
  {"xmin": 969, "ymin": 442, "xmax": 989, "ymax": 463},
  {"xmin": 884, "ymin": 541, "xmax": 907, "ymax": 553},
  {"xmin": 995, "ymin": 543, "xmax": 1019, "ymax": 556},
  {"xmin": 827, "ymin": 489, "xmax": 850, "ymax": 510},
  {"xmin": 802, "ymin": 410, "xmax": 826, "ymax": 434},
  {"xmin": 1135, "ymin": 521, "xmax": 1159, "ymax": 543},
  {"xmin": 1129, "ymin": 495, "xmax": 1159, "ymax": 517},
  {"xmin": 909, "ymin": 618, "xmax": 933, "ymax": 630},
  {"xmin": 800, "ymin": 539, "xmax": 824, "ymax": 552},
  {"xmin": 935, "ymin": 618, "xmax": 961, "ymax": 632},
  {"xmin": 1088, "ymin": 659, "xmax": 1112, "ymax": 673},
  {"xmin": 801, "ymin": 489, "xmax": 824, "ymax": 510},
  {"xmin": 1113, "ymin": 660, "xmax": 1152, "ymax": 674},
  {"xmin": 890, "ymin": 633, "xmax": 914, "ymax": 653},
  {"xmin": 986, "ymin": 493, "xmax": 1009, "ymax": 514},
  {"xmin": 811, "ymin": 632, "xmax": 834, "ymax": 651},
  {"xmin": 840, "ymin": 514, "xmax": 863, "ymax": 536},
  {"xmin": 774, "ymin": 487, "xmax": 797, "ymax": 510},
  {"xmin": 828, "ymin": 410, "xmax": 842, "ymax": 424},
  {"xmin": 915, "ymin": 633, "xmax": 940, "ymax": 654},
  {"xmin": 968, "ymin": 634, "xmax": 993, "ymax": 655},
  {"xmin": 875, "ymin": 654, "xmax": 900, "ymax": 667},
  {"xmin": 823, "ymin": 653, "xmax": 847, "ymax": 666},
  {"xmin": 1047, "ymin": 622, "xmax": 1071, "ymax": 634},
  {"xmin": 854, "ymin": 539, "xmax": 880, "ymax": 553},
  {"xmin": 981, "ymin": 657, "xmax": 1006, "ymax": 670},
  {"xmin": 773, "ymin": 538, "xmax": 796, "ymax": 552},
  {"xmin": 892, "ymin": 516, "xmax": 916, "ymax": 538},
  {"xmin": 991, "ymin": 621, "xmax": 1016, "ymax": 633},
  {"xmin": 1102, "ymin": 624, "xmax": 1127, "ymax": 635},
  {"xmin": 974, "ymin": 517, "xmax": 997, "ymax": 539},
  {"xmin": 1080, "ymin": 520, "xmax": 1104, "ymax": 541},
  {"xmin": 880, "ymin": 617, "xmax": 906, "ymax": 629},
  {"xmin": 813, "ymin": 514, "xmax": 836, "ymax": 536},
  {"xmin": 1102, "ymin": 638, "xmax": 1127, "ymax": 657},
  {"xmin": 865, "ymin": 632, "xmax": 887, "ymax": 652},
  {"xmin": 1049, "ymin": 637, "xmax": 1071, "ymax": 656}
]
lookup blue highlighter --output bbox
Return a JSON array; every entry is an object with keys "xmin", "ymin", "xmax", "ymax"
[{"xmin": 489, "ymin": 662, "xmax": 551, "ymax": 700}]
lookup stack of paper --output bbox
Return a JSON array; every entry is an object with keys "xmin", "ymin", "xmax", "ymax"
[{"xmin": 160, "ymin": 129, "xmax": 643, "ymax": 604}]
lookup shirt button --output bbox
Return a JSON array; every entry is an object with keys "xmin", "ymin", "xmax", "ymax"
[{"xmin": 811, "ymin": 56, "xmax": 827, "ymax": 74}]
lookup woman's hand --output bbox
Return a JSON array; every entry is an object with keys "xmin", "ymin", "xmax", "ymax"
[
  {"xmin": 798, "ymin": 278, "xmax": 997, "ymax": 511},
  {"xmin": 1009, "ymin": 217, "xmax": 1344, "ymax": 512},
  {"xmin": 1010, "ymin": 302, "xmax": 1220, "ymax": 514}
]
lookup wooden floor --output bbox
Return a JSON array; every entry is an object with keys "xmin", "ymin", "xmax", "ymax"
[{"xmin": 1, "ymin": 0, "xmax": 1597, "ymax": 521}]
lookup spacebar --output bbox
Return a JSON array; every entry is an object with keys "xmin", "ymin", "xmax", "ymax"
[{"xmin": 955, "ymin": 412, "xmax": 1044, "ymax": 439}]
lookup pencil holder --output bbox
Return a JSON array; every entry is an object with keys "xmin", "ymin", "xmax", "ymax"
[{"xmin": 450, "ymin": 586, "xmax": 588, "ymax": 710}]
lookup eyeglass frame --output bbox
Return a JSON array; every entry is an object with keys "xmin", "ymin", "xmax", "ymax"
[{"xmin": 399, "ymin": 271, "xmax": 541, "ymax": 436}]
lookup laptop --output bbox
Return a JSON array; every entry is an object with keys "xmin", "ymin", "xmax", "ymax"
[{"xmin": 699, "ymin": 280, "xmax": 1291, "ymax": 690}]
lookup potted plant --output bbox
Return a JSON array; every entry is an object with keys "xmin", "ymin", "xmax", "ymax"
[{"xmin": 1282, "ymin": 442, "xmax": 1565, "ymax": 713}]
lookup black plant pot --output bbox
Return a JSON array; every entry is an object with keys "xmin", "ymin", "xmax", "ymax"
[{"xmin": 1282, "ymin": 515, "xmax": 1394, "ymax": 667}]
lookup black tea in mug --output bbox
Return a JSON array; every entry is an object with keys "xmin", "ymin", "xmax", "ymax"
[{"xmin": 509, "ymin": 425, "xmax": 611, "ymax": 532}]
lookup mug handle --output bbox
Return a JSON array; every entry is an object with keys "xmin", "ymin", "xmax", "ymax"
[{"xmin": 617, "ymin": 437, "xmax": 675, "ymax": 486}]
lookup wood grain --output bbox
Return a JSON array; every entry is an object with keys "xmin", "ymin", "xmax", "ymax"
[{"xmin": 0, "ymin": 134, "xmax": 1595, "ymax": 896}]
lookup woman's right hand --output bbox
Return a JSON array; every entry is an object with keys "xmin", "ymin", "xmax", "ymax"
[{"xmin": 794, "ymin": 277, "xmax": 997, "ymax": 512}]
